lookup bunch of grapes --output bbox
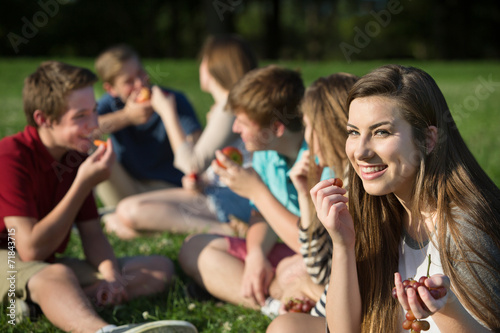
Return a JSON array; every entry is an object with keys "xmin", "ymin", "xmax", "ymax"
[
  {"xmin": 392, "ymin": 255, "xmax": 447, "ymax": 332},
  {"xmin": 402, "ymin": 309, "xmax": 430, "ymax": 332},
  {"xmin": 284, "ymin": 298, "xmax": 315, "ymax": 313}
]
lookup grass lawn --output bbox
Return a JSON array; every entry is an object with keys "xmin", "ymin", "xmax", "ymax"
[{"xmin": 1, "ymin": 58, "xmax": 499, "ymax": 332}]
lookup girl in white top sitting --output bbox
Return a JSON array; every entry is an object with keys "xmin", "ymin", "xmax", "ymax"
[
  {"xmin": 105, "ymin": 35, "xmax": 258, "ymax": 239},
  {"xmin": 268, "ymin": 64, "xmax": 500, "ymax": 333}
]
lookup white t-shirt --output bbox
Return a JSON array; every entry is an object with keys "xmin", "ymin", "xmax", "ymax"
[{"xmin": 398, "ymin": 236, "xmax": 442, "ymax": 333}]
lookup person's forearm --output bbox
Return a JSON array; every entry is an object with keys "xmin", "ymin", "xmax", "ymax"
[
  {"xmin": 174, "ymin": 111, "xmax": 237, "ymax": 174},
  {"xmin": 158, "ymin": 109, "xmax": 186, "ymax": 153},
  {"xmin": 246, "ymin": 220, "xmax": 279, "ymax": 258},
  {"xmin": 326, "ymin": 245, "xmax": 361, "ymax": 332},
  {"xmin": 432, "ymin": 292, "xmax": 491, "ymax": 333},
  {"xmin": 97, "ymin": 110, "xmax": 132, "ymax": 134},
  {"xmin": 297, "ymin": 192, "xmax": 313, "ymax": 229},
  {"xmin": 19, "ymin": 178, "xmax": 93, "ymax": 260},
  {"xmin": 81, "ymin": 229, "xmax": 120, "ymax": 280},
  {"xmin": 250, "ymin": 188, "xmax": 301, "ymax": 252}
]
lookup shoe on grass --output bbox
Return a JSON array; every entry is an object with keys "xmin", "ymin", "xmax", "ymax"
[
  {"xmin": 100, "ymin": 320, "xmax": 198, "ymax": 333},
  {"xmin": 261, "ymin": 297, "xmax": 282, "ymax": 319},
  {"xmin": 14, "ymin": 299, "xmax": 42, "ymax": 324}
]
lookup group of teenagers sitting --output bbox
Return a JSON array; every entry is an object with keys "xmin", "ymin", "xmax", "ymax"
[{"xmin": 1, "ymin": 34, "xmax": 499, "ymax": 333}]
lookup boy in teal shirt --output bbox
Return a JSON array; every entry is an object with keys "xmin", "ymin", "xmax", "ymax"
[{"xmin": 180, "ymin": 65, "xmax": 317, "ymax": 310}]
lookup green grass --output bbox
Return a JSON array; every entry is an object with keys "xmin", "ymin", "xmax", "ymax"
[
  {"xmin": 1, "ymin": 232, "xmax": 272, "ymax": 332},
  {"xmin": 1, "ymin": 58, "xmax": 499, "ymax": 332}
]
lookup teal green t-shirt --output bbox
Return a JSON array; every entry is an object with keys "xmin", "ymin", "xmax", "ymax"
[{"xmin": 250, "ymin": 140, "xmax": 334, "ymax": 216}]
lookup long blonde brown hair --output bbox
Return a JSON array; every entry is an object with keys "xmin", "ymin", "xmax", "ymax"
[
  {"xmin": 301, "ymin": 73, "xmax": 359, "ymax": 238},
  {"xmin": 347, "ymin": 65, "xmax": 500, "ymax": 332},
  {"xmin": 200, "ymin": 34, "xmax": 258, "ymax": 91}
]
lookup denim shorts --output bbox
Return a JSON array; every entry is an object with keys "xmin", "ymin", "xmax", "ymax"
[{"xmin": 205, "ymin": 185, "xmax": 251, "ymax": 223}]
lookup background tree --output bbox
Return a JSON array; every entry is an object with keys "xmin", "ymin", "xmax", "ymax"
[{"xmin": 0, "ymin": 0, "xmax": 498, "ymax": 60}]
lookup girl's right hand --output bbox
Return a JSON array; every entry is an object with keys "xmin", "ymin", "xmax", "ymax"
[{"xmin": 310, "ymin": 179, "xmax": 353, "ymax": 247}]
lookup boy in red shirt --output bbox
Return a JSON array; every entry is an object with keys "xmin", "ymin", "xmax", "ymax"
[{"xmin": 0, "ymin": 61, "xmax": 196, "ymax": 333}]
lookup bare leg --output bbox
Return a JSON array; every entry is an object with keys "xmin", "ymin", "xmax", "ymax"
[
  {"xmin": 121, "ymin": 255, "xmax": 174, "ymax": 299},
  {"xmin": 95, "ymin": 162, "xmax": 176, "ymax": 209},
  {"xmin": 266, "ymin": 313, "xmax": 326, "ymax": 333},
  {"xmin": 105, "ymin": 188, "xmax": 237, "ymax": 239},
  {"xmin": 27, "ymin": 264, "xmax": 108, "ymax": 333},
  {"xmin": 82, "ymin": 255, "xmax": 175, "ymax": 302},
  {"xmin": 95, "ymin": 161, "xmax": 143, "ymax": 209},
  {"xmin": 179, "ymin": 234, "xmax": 260, "ymax": 309}
]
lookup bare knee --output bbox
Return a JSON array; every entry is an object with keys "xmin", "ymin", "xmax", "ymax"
[
  {"xmin": 179, "ymin": 234, "xmax": 225, "ymax": 278},
  {"xmin": 28, "ymin": 264, "xmax": 78, "ymax": 303},
  {"xmin": 267, "ymin": 314, "xmax": 294, "ymax": 333},
  {"xmin": 178, "ymin": 234, "xmax": 208, "ymax": 276},
  {"xmin": 267, "ymin": 313, "xmax": 325, "ymax": 333},
  {"xmin": 115, "ymin": 197, "xmax": 139, "ymax": 229}
]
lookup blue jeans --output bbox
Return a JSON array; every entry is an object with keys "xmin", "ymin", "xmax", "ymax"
[{"xmin": 205, "ymin": 186, "xmax": 251, "ymax": 223}]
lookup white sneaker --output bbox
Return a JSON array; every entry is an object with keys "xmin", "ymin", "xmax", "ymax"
[
  {"xmin": 13, "ymin": 299, "xmax": 42, "ymax": 324},
  {"xmin": 261, "ymin": 297, "xmax": 282, "ymax": 319},
  {"xmin": 110, "ymin": 320, "xmax": 198, "ymax": 333}
]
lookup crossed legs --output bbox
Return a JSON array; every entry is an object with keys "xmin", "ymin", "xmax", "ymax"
[
  {"xmin": 27, "ymin": 255, "xmax": 174, "ymax": 333},
  {"xmin": 179, "ymin": 234, "xmax": 322, "ymax": 310},
  {"xmin": 28, "ymin": 264, "xmax": 108, "ymax": 333}
]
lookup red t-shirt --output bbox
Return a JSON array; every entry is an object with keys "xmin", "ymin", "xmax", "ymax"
[{"xmin": 0, "ymin": 126, "xmax": 98, "ymax": 261}]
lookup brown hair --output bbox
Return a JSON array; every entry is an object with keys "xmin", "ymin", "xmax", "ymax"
[
  {"xmin": 23, "ymin": 61, "xmax": 97, "ymax": 127},
  {"xmin": 200, "ymin": 34, "xmax": 258, "ymax": 91},
  {"xmin": 227, "ymin": 65, "xmax": 304, "ymax": 132},
  {"xmin": 346, "ymin": 64, "xmax": 500, "ymax": 332},
  {"xmin": 301, "ymin": 73, "xmax": 359, "ymax": 243},
  {"xmin": 302, "ymin": 72, "xmax": 359, "ymax": 180},
  {"xmin": 95, "ymin": 44, "xmax": 139, "ymax": 84}
]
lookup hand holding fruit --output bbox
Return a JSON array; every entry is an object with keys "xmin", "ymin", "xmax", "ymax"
[
  {"xmin": 124, "ymin": 88, "xmax": 154, "ymax": 125},
  {"xmin": 310, "ymin": 178, "xmax": 351, "ymax": 247},
  {"xmin": 77, "ymin": 138, "xmax": 115, "ymax": 188},
  {"xmin": 393, "ymin": 255, "xmax": 450, "ymax": 332},
  {"xmin": 212, "ymin": 148, "xmax": 265, "ymax": 200},
  {"xmin": 93, "ymin": 139, "xmax": 107, "ymax": 148},
  {"xmin": 182, "ymin": 173, "xmax": 202, "ymax": 192},
  {"xmin": 215, "ymin": 146, "xmax": 243, "ymax": 169},
  {"xmin": 135, "ymin": 87, "xmax": 151, "ymax": 103}
]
